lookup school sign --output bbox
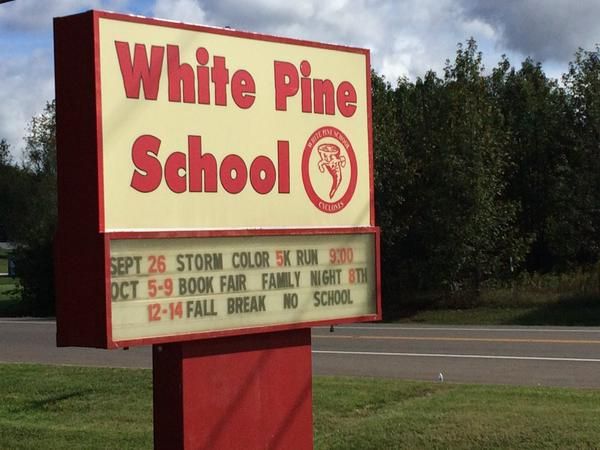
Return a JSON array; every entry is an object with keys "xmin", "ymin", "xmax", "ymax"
[
  {"xmin": 55, "ymin": 11, "xmax": 379, "ymax": 448},
  {"xmin": 55, "ymin": 11, "xmax": 380, "ymax": 348}
]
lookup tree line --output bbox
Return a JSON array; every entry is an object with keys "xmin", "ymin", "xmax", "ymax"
[
  {"xmin": 374, "ymin": 39, "xmax": 600, "ymax": 314},
  {"xmin": 1, "ymin": 39, "xmax": 599, "ymax": 315},
  {"xmin": 0, "ymin": 99, "xmax": 55, "ymax": 314}
]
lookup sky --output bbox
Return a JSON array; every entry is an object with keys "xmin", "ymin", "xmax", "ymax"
[{"xmin": 1, "ymin": 0, "xmax": 599, "ymax": 160}]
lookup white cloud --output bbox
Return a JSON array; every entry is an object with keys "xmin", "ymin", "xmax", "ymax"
[
  {"xmin": 380, "ymin": 37, "xmax": 426, "ymax": 83},
  {"xmin": 0, "ymin": 0, "xmax": 129, "ymax": 31},
  {"xmin": 0, "ymin": 0, "xmax": 595, "ymax": 158},
  {"xmin": 460, "ymin": 0, "xmax": 600, "ymax": 62},
  {"xmin": 0, "ymin": 51, "xmax": 54, "ymax": 159},
  {"xmin": 164, "ymin": 0, "xmax": 507, "ymax": 81},
  {"xmin": 152, "ymin": 0, "xmax": 207, "ymax": 25},
  {"xmin": 0, "ymin": 0, "xmax": 130, "ymax": 158}
]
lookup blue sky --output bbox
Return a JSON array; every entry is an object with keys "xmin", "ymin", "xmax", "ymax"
[{"xmin": 1, "ymin": 0, "xmax": 598, "ymax": 159}]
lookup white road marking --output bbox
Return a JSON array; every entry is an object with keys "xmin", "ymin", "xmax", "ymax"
[
  {"xmin": 0, "ymin": 320, "xmax": 55, "ymax": 325},
  {"xmin": 2, "ymin": 320, "xmax": 598, "ymax": 334},
  {"xmin": 316, "ymin": 325, "xmax": 600, "ymax": 333},
  {"xmin": 313, "ymin": 350, "xmax": 600, "ymax": 363},
  {"xmin": 314, "ymin": 334, "xmax": 600, "ymax": 344}
]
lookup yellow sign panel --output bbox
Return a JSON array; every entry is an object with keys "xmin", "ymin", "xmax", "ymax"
[
  {"xmin": 110, "ymin": 233, "xmax": 377, "ymax": 342},
  {"xmin": 98, "ymin": 17, "xmax": 372, "ymax": 231}
]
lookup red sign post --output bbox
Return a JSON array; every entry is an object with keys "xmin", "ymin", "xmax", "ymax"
[{"xmin": 54, "ymin": 10, "xmax": 379, "ymax": 449}]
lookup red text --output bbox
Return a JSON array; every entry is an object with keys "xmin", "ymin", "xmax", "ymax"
[
  {"xmin": 130, "ymin": 134, "xmax": 290, "ymax": 195},
  {"xmin": 274, "ymin": 60, "xmax": 357, "ymax": 117},
  {"xmin": 115, "ymin": 42, "xmax": 256, "ymax": 108}
]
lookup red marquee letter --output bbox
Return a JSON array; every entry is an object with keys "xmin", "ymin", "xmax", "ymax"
[
  {"xmin": 131, "ymin": 135, "xmax": 162, "ymax": 192},
  {"xmin": 115, "ymin": 42, "xmax": 164, "ymax": 100}
]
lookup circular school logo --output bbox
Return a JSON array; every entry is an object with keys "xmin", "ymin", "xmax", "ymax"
[{"xmin": 302, "ymin": 126, "xmax": 358, "ymax": 213}]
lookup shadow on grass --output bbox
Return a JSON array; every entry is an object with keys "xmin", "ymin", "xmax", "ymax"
[
  {"xmin": 509, "ymin": 294, "xmax": 600, "ymax": 326},
  {"xmin": 28, "ymin": 390, "xmax": 93, "ymax": 412},
  {"xmin": 7, "ymin": 389, "xmax": 94, "ymax": 415}
]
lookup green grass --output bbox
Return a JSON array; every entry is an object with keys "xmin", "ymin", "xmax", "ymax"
[
  {"xmin": 394, "ymin": 267, "xmax": 600, "ymax": 326},
  {"xmin": 397, "ymin": 295, "xmax": 600, "ymax": 326},
  {"xmin": 0, "ymin": 364, "xmax": 153, "ymax": 449},
  {"xmin": 314, "ymin": 377, "xmax": 600, "ymax": 449},
  {"xmin": 0, "ymin": 277, "xmax": 23, "ymax": 317},
  {"xmin": 0, "ymin": 248, "xmax": 8, "ymax": 273},
  {"xmin": 1, "ymin": 364, "xmax": 600, "ymax": 449},
  {"xmin": 0, "ymin": 248, "xmax": 23, "ymax": 316},
  {"xmin": 397, "ymin": 306, "xmax": 539, "ymax": 325}
]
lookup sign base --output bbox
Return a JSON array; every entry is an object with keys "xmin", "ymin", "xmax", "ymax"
[{"xmin": 153, "ymin": 329, "xmax": 313, "ymax": 449}]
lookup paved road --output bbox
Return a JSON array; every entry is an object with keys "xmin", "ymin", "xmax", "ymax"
[
  {"xmin": 313, "ymin": 324, "xmax": 600, "ymax": 388},
  {"xmin": 2, "ymin": 319, "xmax": 600, "ymax": 388},
  {"xmin": 0, "ymin": 319, "xmax": 151, "ymax": 369}
]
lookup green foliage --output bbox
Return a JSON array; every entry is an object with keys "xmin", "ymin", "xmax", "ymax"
[
  {"xmin": 22, "ymin": 100, "xmax": 57, "ymax": 178},
  {"xmin": 371, "ymin": 72, "xmax": 416, "ymax": 305},
  {"xmin": 0, "ymin": 139, "xmax": 11, "ymax": 166},
  {"xmin": 372, "ymin": 39, "xmax": 600, "ymax": 316},
  {"xmin": 372, "ymin": 72, "xmax": 414, "ymax": 249},
  {"xmin": 12, "ymin": 241, "xmax": 54, "ymax": 316},
  {"xmin": 493, "ymin": 57, "xmax": 576, "ymax": 272},
  {"xmin": 0, "ymin": 250, "xmax": 21, "ymax": 316},
  {"xmin": 561, "ymin": 46, "xmax": 600, "ymax": 267},
  {"xmin": 375, "ymin": 39, "xmax": 528, "ymax": 311},
  {"xmin": 6, "ymin": 101, "xmax": 57, "ymax": 316},
  {"xmin": 0, "ymin": 140, "xmax": 24, "ymax": 241}
]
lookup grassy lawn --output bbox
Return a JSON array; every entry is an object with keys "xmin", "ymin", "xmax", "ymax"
[
  {"xmin": 0, "ymin": 261, "xmax": 6, "ymax": 274},
  {"xmin": 0, "ymin": 249, "xmax": 23, "ymax": 316},
  {"xmin": 397, "ymin": 296, "xmax": 600, "ymax": 326},
  {"xmin": 1, "ymin": 364, "xmax": 600, "ymax": 449},
  {"xmin": 394, "ymin": 275, "xmax": 600, "ymax": 325},
  {"xmin": 390, "ymin": 267, "xmax": 600, "ymax": 326},
  {"xmin": 0, "ymin": 248, "xmax": 8, "ymax": 273},
  {"xmin": 0, "ymin": 364, "xmax": 152, "ymax": 449},
  {"xmin": 0, "ymin": 277, "xmax": 23, "ymax": 317}
]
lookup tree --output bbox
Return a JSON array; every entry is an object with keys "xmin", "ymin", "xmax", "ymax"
[
  {"xmin": 0, "ymin": 139, "xmax": 29, "ymax": 242},
  {"xmin": 492, "ymin": 57, "xmax": 575, "ymax": 272},
  {"xmin": 11, "ymin": 100, "xmax": 57, "ymax": 315},
  {"xmin": 0, "ymin": 138, "xmax": 11, "ymax": 166},
  {"xmin": 562, "ymin": 46, "xmax": 600, "ymax": 267},
  {"xmin": 0, "ymin": 139, "xmax": 15, "ymax": 241},
  {"xmin": 371, "ymin": 72, "xmax": 417, "ymax": 311},
  {"xmin": 394, "ymin": 39, "xmax": 527, "ymax": 292},
  {"xmin": 23, "ymin": 100, "xmax": 56, "ymax": 177}
]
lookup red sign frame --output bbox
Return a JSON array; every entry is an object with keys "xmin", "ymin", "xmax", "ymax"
[
  {"xmin": 54, "ymin": 10, "xmax": 380, "ymax": 349},
  {"xmin": 56, "ymin": 227, "xmax": 380, "ymax": 349}
]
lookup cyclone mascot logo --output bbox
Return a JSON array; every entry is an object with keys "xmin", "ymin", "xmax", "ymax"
[
  {"xmin": 317, "ymin": 143, "xmax": 346, "ymax": 199},
  {"xmin": 302, "ymin": 126, "xmax": 357, "ymax": 213}
]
